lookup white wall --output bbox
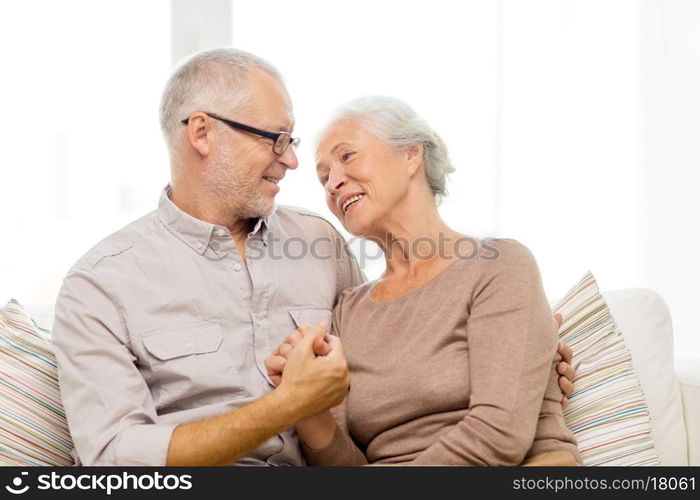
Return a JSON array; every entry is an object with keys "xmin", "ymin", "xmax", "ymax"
[
  {"xmin": 638, "ymin": 0, "xmax": 700, "ymax": 359},
  {"xmin": 231, "ymin": 0, "xmax": 699, "ymax": 357},
  {"xmin": 0, "ymin": 1, "xmax": 171, "ymax": 305},
  {"xmin": 0, "ymin": 0, "xmax": 697, "ymax": 357}
]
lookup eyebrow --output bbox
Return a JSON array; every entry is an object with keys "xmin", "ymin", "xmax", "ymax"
[
  {"xmin": 267, "ymin": 117, "xmax": 294, "ymax": 133},
  {"xmin": 316, "ymin": 142, "xmax": 350, "ymax": 170},
  {"xmin": 279, "ymin": 121, "xmax": 294, "ymax": 133},
  {"xmin": 330, "ymin": 142, "xmax": 349, "ymax": 155}
]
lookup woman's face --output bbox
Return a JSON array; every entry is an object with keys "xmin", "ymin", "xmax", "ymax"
[{"xmin": 315, "ymin": 120, "xmax": 413, "ymax": 237}]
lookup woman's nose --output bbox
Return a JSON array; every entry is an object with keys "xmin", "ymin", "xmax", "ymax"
[{"xmin": 326, "ymin": 171, "xmax": 346, "ymax": 194}]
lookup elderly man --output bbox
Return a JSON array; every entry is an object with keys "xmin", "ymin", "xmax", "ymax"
[{"xmin": 53, "ymin": 48, "xmax": 575, "ymax": 466}]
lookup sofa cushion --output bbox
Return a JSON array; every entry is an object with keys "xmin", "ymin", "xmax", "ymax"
[
  {"xmin": 602, "ymin": 288, "xmax": 688, "ymax": 465},
  {"xmin": 553, "ymin": 272, "xmax": 660, "ymax": 465},
  {"xmin": 0, "ymin": 299, "xmax": 74, "ymax": 465}
]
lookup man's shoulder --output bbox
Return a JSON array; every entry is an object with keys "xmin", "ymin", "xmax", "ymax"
[
  {"xmin": 273, "ymin": 205, "xmax": 343, "ymax": 237},
  {"xmin": 276, "ymin": 204, "xmax": 333, "ymax": 223},
  {"xmin": 70, "ymin": 211, "xmax": 160, "ymax": 273}
]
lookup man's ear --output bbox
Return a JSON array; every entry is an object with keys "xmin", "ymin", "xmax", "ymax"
[
  {"xmin": 405, "ymin": 144, "xmax": 424, "ymax": 178},
  {"xmin": 185, "ymin": 113, "xmax": 213, "ymax": 157}
]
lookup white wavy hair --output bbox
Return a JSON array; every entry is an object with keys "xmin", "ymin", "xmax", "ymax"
[
  {"xmin": 159, "ymin": 48, "xmax": 283, "ymax": 157},
  {"xmin": 322, "ymin": 95, "xmax": 455, "ymax": 202}
]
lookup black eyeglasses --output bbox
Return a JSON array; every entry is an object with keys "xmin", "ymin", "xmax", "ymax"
[{"xmin": 181, "ymin": 112, "xmax": 300, "ymax": 155}]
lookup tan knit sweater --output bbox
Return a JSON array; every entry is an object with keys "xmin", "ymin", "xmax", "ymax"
[{"xmin": 303, "ymin": 238, "xmax": 581, "ymax": 466}]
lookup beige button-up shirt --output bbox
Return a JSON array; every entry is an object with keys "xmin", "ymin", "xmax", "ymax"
[{"xmin": 52, "ymin": 186, "xmax": 364, "ymax": 466}]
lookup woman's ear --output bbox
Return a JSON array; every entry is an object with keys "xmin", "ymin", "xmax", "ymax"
[
  {"xmin": 185, "ymin": 113, "xmax": 212, "ymax": 157},
  {"xmin": 405, "ymin": 144, "xmax": 424, "ymax": 178}
]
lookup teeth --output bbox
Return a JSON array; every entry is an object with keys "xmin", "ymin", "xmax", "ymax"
[
  {"xmin": 342, "ymin": 194, "xmax": 365, "ymax": 213},
  {"xmin": 263, "ymin": 177, "xmax": 279, "ymax": 184}
]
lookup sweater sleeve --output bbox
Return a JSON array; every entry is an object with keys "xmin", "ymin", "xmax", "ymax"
[
  {"xmin": 301, "ymin": 288, "xmax": 369, "ymax": 466},
  {"xmin": 301, "ymin": 398, "xmax": 369, "ymax": 466},
  {"xmin": 411, "ymin": 239, "xmax": 560, "ymax": 466}
]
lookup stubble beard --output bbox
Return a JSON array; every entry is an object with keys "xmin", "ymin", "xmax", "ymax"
[{"xmin": 203, "ymin": 144, "xmax": 276, "ymax": 221}]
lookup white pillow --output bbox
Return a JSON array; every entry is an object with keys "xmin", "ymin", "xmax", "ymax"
[
  {"xmin": 552, "ymin": 272, "xmax": 660, "ymax": 465},
  {"xmin": 602, "ymin": 288, "xmax": 688, "ymax": 465}
]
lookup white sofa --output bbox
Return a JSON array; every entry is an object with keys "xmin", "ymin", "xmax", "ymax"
[
  {"xmin": 603, "ymin": 288, "xmax": 699, "ymax": 466},
  {"xmin": 24, "ymin": 287, "xmax": 700, "ymax": 466}
]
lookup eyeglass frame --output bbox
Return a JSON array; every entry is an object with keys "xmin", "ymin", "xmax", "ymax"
[{"xmin": 181, "ymin": 112, "xmax": 300, "ymax": 155}]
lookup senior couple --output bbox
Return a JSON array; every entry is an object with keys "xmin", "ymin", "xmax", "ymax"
[{"xmin": 53, "ymin": 48, "xmax": 581, "ymax": 466}]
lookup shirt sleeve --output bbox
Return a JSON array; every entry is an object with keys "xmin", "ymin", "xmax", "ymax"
[
  {"xmin": 332, "ymin": 230, "xmax": 366, "ymax": 296},
  {"xmin": 52, "ymin": 268, "xmax": 177, "ymax": 465},
  {"xmin": 410, "ymin": 239, "xmax": 560, "ymax": 466}
]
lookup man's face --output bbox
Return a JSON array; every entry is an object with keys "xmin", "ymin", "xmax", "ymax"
[{"xmin": 203, "ymin": 67, "xmax": 298, "ymax": 219}]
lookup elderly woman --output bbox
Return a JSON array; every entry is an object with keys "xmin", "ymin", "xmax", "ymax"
[{"xmin": 267, "ymin": 96, "xmax": 581, "ymax": 466}]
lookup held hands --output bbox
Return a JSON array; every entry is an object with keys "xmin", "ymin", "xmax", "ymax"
[
  {"xmin": 554, "ymin": 313, "xmax": 576, "ymax": 409},
  {"xmin": 265, "ymin": 323, "xmax": 333, "ymax": 386},
  {"xmin": 265, "ymin": 320, "xmax": 350, "ymax": 416}
]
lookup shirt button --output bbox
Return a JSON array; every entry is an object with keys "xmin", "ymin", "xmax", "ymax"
[
  {"xmin": 232, "ymin": 263, "xmax": 242, "ymax": 271},
  {"xmin": 195, "ymin": 242, "xmax": 203, "ymax": 250}
]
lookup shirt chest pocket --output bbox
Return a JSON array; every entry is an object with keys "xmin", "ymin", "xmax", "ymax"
[
  {"xmin": 287, "ymin": 306, "xmax": 332, "ymax": 331},
  {"xmin": 265, "ymin": 306, "xmax": 332, "ymax": 353},
  {"xmin": 140, "ymin": 322, "xmax": 247, "ymax": 409}
]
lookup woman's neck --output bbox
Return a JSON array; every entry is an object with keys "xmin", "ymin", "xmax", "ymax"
[{"xmin": 370, "ymin": 197, "xmax": 462, "ymax": 280}]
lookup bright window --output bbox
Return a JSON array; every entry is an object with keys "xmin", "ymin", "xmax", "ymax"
[{"xmin": 0, "ymin": 1, "xmax": 171, "ymax": 304}]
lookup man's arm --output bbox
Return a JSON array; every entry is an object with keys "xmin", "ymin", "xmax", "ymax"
[
  {"xmin": 555, "ymin": 322, "xmax": 576, "ymax": 408},
  {"xmin": 167, "ymin": 322, "xmax": 348, "ymax": 465},
  {"xmin": 166, "ymin": 386, "xmax": 303, "ymax": 465},
  {"xmin": 167, "ymin": 323, "xmax": 348, "ymax": 465},
  {"xmin": 54, "ymin": 269, "xmax": 348, "ymax": 466},
  {"xmin": 53, "ymin": 269, "xmax": 176, "ymax": 465}
]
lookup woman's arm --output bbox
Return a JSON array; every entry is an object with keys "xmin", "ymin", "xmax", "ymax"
[
  {"xmin": 295, "ymin": 411, "xmax": 337, "ymax": 449},
  {"xmin": 265, "ymin": 324, "xmax": 369, "ymax": 466},
  {"xmin": 298, "ymin": 400, "xmax": 369, "ymax": 466},
  {"xmin": 411, "ymin": 239, "xmax": 559, "ymax": 466}
]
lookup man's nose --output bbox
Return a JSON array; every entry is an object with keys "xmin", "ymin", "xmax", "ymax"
[{"xmin": 279, "ymin": 145, "xmax": 299, "ymax": 169}]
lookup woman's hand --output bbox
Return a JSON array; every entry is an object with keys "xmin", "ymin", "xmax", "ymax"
[
  {"xmin": 265, "ymin": 323, "xmax": 342, "ymax": 450},
  {"xmin": 265, "ymin": 324, "xmax": 333, "ymax": 386}
]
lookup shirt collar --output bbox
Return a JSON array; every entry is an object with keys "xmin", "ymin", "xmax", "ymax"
[{"xmin": 157, "ymin": 185, "xmax": 271, "ymax": 254}]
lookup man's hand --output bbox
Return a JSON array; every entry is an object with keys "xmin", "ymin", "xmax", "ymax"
[
  {"xmin": 167, "ymin": 321, "xmax": 344, "ymax": 466},
  {"xmin": 264, "ymin": 325, "xmax": 345, "ymax": 450},
  {"xmin": 265, "ymin": 326, "xmax": 331, "ymax": 386},
  {"xmin": 273, "ymin": 321, "xmax": 349, "ymax": 416},
  {"xmin": 554, "ymin": 313, "xmax": 576, "ymax": 409}
]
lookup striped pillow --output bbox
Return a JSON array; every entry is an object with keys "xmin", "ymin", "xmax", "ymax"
[
  {"xmin": 553, "ymin": 272, "xmax": 660, "ymax": 466},
  {"xmin": 0, "ymin": 299, "xmax": 74, "ymax": 465}
]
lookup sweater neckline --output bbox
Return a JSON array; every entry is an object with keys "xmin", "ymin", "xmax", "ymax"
[{"xmin": 366, "ymin": 257, "xmax": 470, "ymax": 305}]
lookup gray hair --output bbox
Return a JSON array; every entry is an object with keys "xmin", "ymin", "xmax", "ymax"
[
  {"xmin": 323, "ymin": 95, "xmax": 455, "ymax": 201},
  {"xmin": 159, "ymin": 48, "xmax": 283, "ymax": 155}
]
